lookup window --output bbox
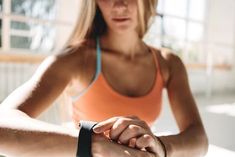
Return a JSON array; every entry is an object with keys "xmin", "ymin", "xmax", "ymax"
[
  {"xmin": 0, "ymin": 19, "xmax": 2, "ymax": 47},
  {"xmin": 189, "ymin": 0, "xmax": 205, "ymax": 21},
  {"xmin": 11, "ymin": 0, "xmax": 56, "ymax": 20},
  {"xmin": 9, "ymin": 0, "xmax": 56, "ymax": 52},
  {"xmin": 0, "ymin": 0, "xmax": 2, "ymax": 12},
  {"xmin": 0, "ymin": 0, "xmax": 71, "ymax": 54},
  {"xmin": 0, "ymin": 0, "xmax": 2, "ymax": 47},
  {"xmin": 145, "ymin": 0, "xmax": 207, "ymax": 64}
]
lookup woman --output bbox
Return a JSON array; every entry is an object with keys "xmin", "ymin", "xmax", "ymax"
[{"xmin": 0, "ymin": 0, "xmax": 208, "ymax": 157}]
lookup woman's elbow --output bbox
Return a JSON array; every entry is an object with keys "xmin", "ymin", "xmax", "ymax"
[
  {"xmin": 0, "ymin": 107, "xmax": 30, "ymax": 119},
  {"xmin": 200, "ymin": 130, "xmax": 209, "ymax": 156}
]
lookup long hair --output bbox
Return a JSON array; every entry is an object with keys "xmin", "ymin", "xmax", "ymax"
[{"xmin": 65, "ymin": 0, "xmax": 158, "ymax": 48}]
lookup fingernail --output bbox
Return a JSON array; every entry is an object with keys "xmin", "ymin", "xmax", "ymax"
[{"xmin": 93, "ymin": 126, "xmax": 101, "ymax": 132}]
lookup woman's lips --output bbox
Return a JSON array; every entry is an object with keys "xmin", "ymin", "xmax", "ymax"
[{"xmin": 112, "ymin": 18, "xmax": 130, "ymax": 22}]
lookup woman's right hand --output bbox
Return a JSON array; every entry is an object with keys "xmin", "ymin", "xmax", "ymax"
[{"xmin": 91, "ymin": 132, "xmax": 156, "ymax": 157}]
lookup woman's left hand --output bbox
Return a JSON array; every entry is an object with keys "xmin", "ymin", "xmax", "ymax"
[{"xmin": 92, "ymin": 116, "xmax": 165, "ymax": 157}]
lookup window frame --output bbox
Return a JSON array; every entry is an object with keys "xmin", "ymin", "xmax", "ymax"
[{"xmin": 0, "ymin": 0, "xmax": 72, "ymax": 55}]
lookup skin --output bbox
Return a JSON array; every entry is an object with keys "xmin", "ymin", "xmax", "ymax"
[{"xmin": 0, "ymin": 0, "xmax": 208, "ymax": 157}]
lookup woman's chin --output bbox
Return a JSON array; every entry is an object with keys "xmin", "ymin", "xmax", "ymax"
[{"xmin": 111, "ymin": 26, "xmax": 135, "ymax": 35}]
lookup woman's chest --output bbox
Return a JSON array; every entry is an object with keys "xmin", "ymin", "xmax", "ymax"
[
  {"xmin": 102, "ymin": 55, "xmax": 157, "ymax": 96},
  {"xmin": 74, "ymin": 52, "xmax": 158, "ymax": 97}
]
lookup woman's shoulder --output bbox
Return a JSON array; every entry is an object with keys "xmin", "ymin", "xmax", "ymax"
[
  {"xmin": 149, "ymin": 46, "xmax": 185, "ymax": 87},
  {"xmin": 43, "ymin": 40, "xmax": 96, "ymax": 78},
  {"xmin": 57, "ymin": 40, "xmax": 94, "ymax": 59},
  {"xmin": 149, "ymin": 46, "xmax": 181, "ymax": 63}
]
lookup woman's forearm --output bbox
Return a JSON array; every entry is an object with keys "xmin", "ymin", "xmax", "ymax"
[
  {"xmin": 0, "ymin": 109, "xmax": 154, "ymax": 157},
  {"xmin": 3, "ymin": 108, "xmax": 207, "ymax": 157},
  {"xmin": 0, "ymin": 108, "xmax": 79, "ymax": 157},
  {"xmin": 157, "ymin": 124, "xmax": 208, "ymax": 157}
]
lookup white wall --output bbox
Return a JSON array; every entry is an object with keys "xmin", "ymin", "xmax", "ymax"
[{"xmin": 188, "ymin": 0, "xmax": 235, "ymax": 95}]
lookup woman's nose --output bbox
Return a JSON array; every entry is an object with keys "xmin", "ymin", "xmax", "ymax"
[{"xmin": 113, "ymin": 0, "xmax": 128, "ymax": 11}]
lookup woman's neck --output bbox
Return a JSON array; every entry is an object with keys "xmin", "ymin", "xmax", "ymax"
[{"xmin": 100, "ymin": 31, "xmax": 149, "ymax": 60}]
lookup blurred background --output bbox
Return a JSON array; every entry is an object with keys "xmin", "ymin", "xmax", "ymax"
[{"xmin": 0, "ymin": 0, "xmax": 234, "ymax": 156}]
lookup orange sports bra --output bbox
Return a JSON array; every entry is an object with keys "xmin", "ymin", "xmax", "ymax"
[{"xmin": 71, "ymin": 38, "xmax": 164, "ymax": 127}]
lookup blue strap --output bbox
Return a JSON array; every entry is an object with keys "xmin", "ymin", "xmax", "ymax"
[
  {"xmin": 71, "ymin": 37, "xmax": 102, "ymax": 100},
  {"xmin": 96, "ymin": 37, "xmax": 102, "ymax": 79}
]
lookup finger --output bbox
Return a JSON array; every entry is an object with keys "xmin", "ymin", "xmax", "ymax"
[
  {"xmin": 118, "ymin": 124, "xmax": 147, "ymax": 145},
  {"xmin": 128, "ymin": 137, "xmax": 137, "ymax": 148},
  {"xmin": 125, "ymin": 115, "xmax": 140, "ymax": 120},
  {"xmin": 135, "ymin": 134, "xmax": 156, "ymax": 153},
  {"xmin": 92, "ymin": 116, "xmax": 138, "ymax": 134},
  {"xmin": 93, "ymin": 117, "xmax": 120, "ymax": 133},
  {"xmin": 110, "ymin": 118, "xmax": 145, "ymax": 141},
  {"xmin": 93, "ymin": 115, "xmax": 141, "ymax": 133},
  {"xmin": 139, "ymin": 149, "xmax": 155, "ymax": 157},
  {"xmin": 104, "ymin": 130, "xmax": 111, "ymax": 139},
  {"xmin": 109, "ymin": 119, "xmax": 147, "ymax": 141}
]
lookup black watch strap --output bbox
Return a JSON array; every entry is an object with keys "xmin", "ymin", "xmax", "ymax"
[{"xmin": 76, "ymin": 120, "xmax": 98, "ymax": 157}]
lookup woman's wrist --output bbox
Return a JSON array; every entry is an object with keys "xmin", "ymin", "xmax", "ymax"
[
  {"xmin": 91, "ymin": 133, "xmax": 105, "ymax": 157},
  {"xmin": 155, "ymin": 136, "xmax": 167, "ymax": 157},
  {"xmin": 159, "ymin": 136, "xmax": 174, "ymax": 157},
  {"xmin": 154, "ymin": 135, "xmax": 172, "ymax": 157}
]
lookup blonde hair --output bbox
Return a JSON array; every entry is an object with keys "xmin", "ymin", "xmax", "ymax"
[{"xmin": 65, "ymin": 0, "xmax": 158, "ymax": 47}]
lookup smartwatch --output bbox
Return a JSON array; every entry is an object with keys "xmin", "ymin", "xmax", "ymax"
[{"xmin": 76, "ymin": 120, "xmax": 98, "ymax": 157}]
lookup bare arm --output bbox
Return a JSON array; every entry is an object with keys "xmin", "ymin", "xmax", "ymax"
[
  {"xmin": 0, "ymin": 108, "xmax": 78, "ymax": 157},
  {"xmin": 0, "ymin": 108, "xmax": 158, "ymax": 157},
  {"xmin": 1, "ymin": 50, "xmax": 75, "ymax": 117},
  {"xmin": 0, "ymin": 46, "xmax": 83, "ymax": 156},
  {"xmin": 158, "ymin": 52, "xmax": 208, "ymax": 157}
]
